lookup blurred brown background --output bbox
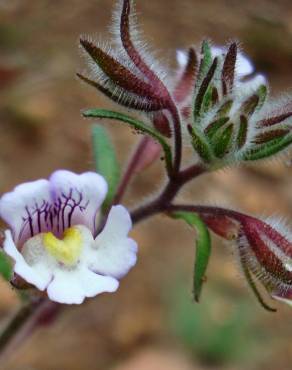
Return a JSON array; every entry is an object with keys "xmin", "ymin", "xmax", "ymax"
[{"xmin": 0, "ymin": 0, "xmax": 292, "ymax": 369}]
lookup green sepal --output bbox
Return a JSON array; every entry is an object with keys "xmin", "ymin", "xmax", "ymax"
[
  {"xmin": 236, "ymin": 115, "xmax": 248, "ymax": 149},
  {"xmin": 91, "ymin": 124, "xmax": 120, "ymax": 211},
  {"xmin": 257, "ymin": 85, "xmax": 268, "ymax": 110},
  {"xmin": 194, "ymin": 58, "xmax": 218, "ymax": 120},
  {"xmin": 243, "ymin": 134, "xmax": 292, "ymax": 161},
  {"xmin": 201, "ymin": 85, "xmax": 213, "ymax": 114},
  {"xmin": 204, "ymin": 117, "xmax": 229, "ymax": 139},
  {"xmin": 216, "ymin": 100, "xmax": 233, "ymax": 118},
  {"xmin": 171, "ymin": 211, "xmax": 211, "ymax": 302},
  {"xmin": 241, "ymin": 85, "xmax": 268, "ymax": 117},
  {"xmin": 83, "ymin": 109, "xmax": 173, "ymax": 175},
  {"xmin": 188, "ymin": 125, "xmax": 212, "ymax": 163},
  {"xmin": 213, "ymin": 123, "xmax": 234, "ymax": 158},
  {"xmin": 197, "ymin": 40, "xmax": 212, "ymax": 82},
  {"xmin": 0, "ymin": 250, "xmax": 12, "ymax": 281}
]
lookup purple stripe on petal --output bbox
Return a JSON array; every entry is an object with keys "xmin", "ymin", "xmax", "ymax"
[
  {"xmin": 0, "ymin": 179, "xmax": 51, "ymax": 245},
  {"xmin": 49, "ymin": 170, "xmax": 107, "ymax": 235},
  {"xmin": 0, "ymin": 170, "xmax": 108, "ymax": 246}
]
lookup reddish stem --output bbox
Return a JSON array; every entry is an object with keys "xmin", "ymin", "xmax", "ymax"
[
  {"xmin": 131, "ymin": 164, "xmax": 205, "ymax": 224},
  {"xmin": 114, "ymin": 136, "xmax": 154, "ymax": 204}
]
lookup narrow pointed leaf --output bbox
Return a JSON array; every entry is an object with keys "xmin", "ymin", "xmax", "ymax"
[
  {"xmin": 171, "ymin": 211, "xmax": 211, "ymax": 302},
  {"xmin": 83, "ymin": 109, "xmax": 173, "ymax": 175},
  {"xmin": 91, "ymin": 124, "xmax": 120, "ymax": 211}
]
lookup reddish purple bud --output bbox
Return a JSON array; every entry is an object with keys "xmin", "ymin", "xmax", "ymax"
[
  {"xmin": 80, "ymin": 39, "xmax": 166, "ymax": 107},
  {"xmin": 201, "ymin": 214, "xmax": 240, "ymax": 240},
  {"xmin": 77, "ymin": 73, "xmax": 162, "ymax": 111},
  {"xmin": 120, "ymin": 0, "xmax": 169, "ymax": 100},
  {"xmin": 239, "ymin": 216, "xmax": 292, "ymax": 307}
]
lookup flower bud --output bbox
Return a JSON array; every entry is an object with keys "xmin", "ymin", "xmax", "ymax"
[{"xmin": 239, "ymin": 217, "xmax": 292, "ymax": 307}]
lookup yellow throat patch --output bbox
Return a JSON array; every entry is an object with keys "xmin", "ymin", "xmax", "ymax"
[{"xmin": 43, "ymin": 227, "xmax": 83, "ymax": 266}]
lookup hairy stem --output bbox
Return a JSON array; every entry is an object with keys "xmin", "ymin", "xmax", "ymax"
[
  {"xmin": 131, "ymin": 164, "xmax": 205, "ymax": 224},
  {"xmin": 165, "ymin": 204, "xmax": 250, "ymax": 223}
]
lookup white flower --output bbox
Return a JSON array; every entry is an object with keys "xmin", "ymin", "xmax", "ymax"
[{"xmin": 0, "ymin": 170, "xmax": 137, "ymax": 304}]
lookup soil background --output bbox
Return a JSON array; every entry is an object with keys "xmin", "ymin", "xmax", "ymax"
[{"xmin": 0, "ymin": 0, "xmax": 292, "ymax": 369}]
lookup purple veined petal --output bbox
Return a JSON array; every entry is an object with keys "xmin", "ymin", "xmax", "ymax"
[
  {"xmin": 46, "ymin": 267, "xmax": 118, "ymax": 304},
  {"xmin": 89, "ymin": 205, "xmax": 138, "ymax": 279},
  {"xmin": 0, "ymin": 179, "xmax": 51, "ymax": 244},
  {"xmin": 49, "ymin": 170, "xmax": 108, "ymax": 235}
]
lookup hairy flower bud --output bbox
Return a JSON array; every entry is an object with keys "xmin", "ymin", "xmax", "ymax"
[
  {"xmin": 239, "ymin": 216, "xmax": 292, "ymax": 307},
  {"xmin": 177, "ymin": 41, "xmax": 292, "ymax": 168}
]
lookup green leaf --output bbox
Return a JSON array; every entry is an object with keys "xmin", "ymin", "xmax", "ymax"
[
  {"xmin": 91, "ymin": 124, "xmax": 120, "ymax": 211},
  {"xmin": 84, "ymin": 109, "xmax": 173, "ymax": 175},
  {"xmin": 171, "ymin": 211, "xmax": 211, "ymax": 302},
  {"xmin": 0, "ymin": 250, "xmax": 12, "ymax": 281}
]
